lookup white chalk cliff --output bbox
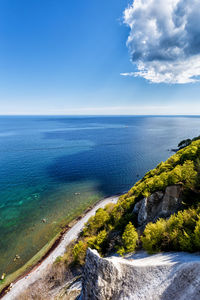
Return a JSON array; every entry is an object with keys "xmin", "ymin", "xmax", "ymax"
[{"xmin": 82, "ymin": 248, "xmax": 200, "ymax": 300}]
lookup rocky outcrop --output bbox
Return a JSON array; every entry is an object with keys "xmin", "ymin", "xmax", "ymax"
[
  {"xmin": 133, "ymin": 185, "xmax": 183, "ymax": 227},
  {"xmin": 82, "ymin": 248, "xmax": 200, "ymax": 300},
  {"xmin": 55, "ymin": 278, "xmax": 82, "ymax": 300}
]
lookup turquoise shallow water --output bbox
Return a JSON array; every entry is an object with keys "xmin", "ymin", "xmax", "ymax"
[{"xmin": 0, "ymin": 115, "xmax": 200, "ymax": 275}]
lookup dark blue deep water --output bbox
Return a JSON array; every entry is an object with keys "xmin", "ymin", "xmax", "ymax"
[{"xmin": 0, "ymin": 115, "xmax": 200, "ymax": 274}]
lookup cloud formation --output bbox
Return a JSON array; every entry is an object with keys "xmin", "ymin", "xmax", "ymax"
[{"xmin": 123, "ymin": 0, "xmax": 200, "ymax": 83}]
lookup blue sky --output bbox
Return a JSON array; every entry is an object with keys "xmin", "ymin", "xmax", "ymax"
[{"xmin": 0, "ymin": 0, "xmax": 200, "ymax": 115}]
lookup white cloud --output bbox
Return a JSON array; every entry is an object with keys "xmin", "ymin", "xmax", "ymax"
[{"xmin": 123, "ymin": 0, "xmax": 200, "ymax": 83}]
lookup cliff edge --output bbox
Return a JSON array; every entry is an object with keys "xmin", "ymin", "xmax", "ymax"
[{"xmin": 82, "ymin": 248, "xmax": 200, "ymax": 300}]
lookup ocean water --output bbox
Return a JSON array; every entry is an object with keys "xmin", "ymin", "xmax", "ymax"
[{"xmin": 0, "ymin": 115, "xmax": 200, "ymax": 275}]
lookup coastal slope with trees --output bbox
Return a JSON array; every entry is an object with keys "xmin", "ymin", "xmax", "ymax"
[{"xmin": 70, "ymin": 138, "xmax": 200, "ymax": 263}]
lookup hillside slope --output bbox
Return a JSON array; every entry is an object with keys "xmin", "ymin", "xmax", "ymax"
[{"xmin": 72, "ymin": 139, "xmax": 200, "ymax": 261}]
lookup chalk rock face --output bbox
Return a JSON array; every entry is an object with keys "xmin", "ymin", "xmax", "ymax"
[
  {"xmin": 161, "ymin": 185, "xmax": 182, "ymax": 216},
  {"xmin": 82, "ymin": 248, "xmax": 200, "ymax": 300},
  {"xmin": 133, "ymin": 185, "xmax": 183, "ymax": 226},
  {"xmin": 82, "ymin": 248, "xmax": 122, "ymax": 300}
]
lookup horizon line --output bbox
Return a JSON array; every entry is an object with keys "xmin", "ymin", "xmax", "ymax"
[{"xmin": 0, "ymin": 114, "xmax": 200, "ymax": 117}]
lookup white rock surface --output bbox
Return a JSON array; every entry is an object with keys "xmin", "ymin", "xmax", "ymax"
[{"xmin": 82, "ymin": 249, "xmax": 200, "ymax": 300}]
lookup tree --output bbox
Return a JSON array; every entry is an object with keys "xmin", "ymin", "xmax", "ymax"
[
  {"xmin": 83, "ymin": 208, "xmax": 109, "ymax": 236},
  {"xmin": 118, "ymin": 222, "xmax": 138, "ymax": 255},
  {"xmin": 181, "ymin": 160, "xmax": 197, "ymax": 188},
  {"xmin": 87, "ymin": 230, "xmax": 107, "ymax": 252},
  {"xmin": 73, "ymin": 241, "xmax": 87, "ymax": 263},
  {"xmin": 141, "ymin": 219, "xmax": 167, "ymax": 253},
  {"xmin": 178, "ymin": 139, "xmax": 191, "ymax": 149}
]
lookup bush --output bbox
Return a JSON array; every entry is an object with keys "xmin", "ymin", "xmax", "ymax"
[
  {"xmin": 87, "ymin": 230, "xmax": 107, "ymax": 253},
  {"xmin": 178, "ymin": 139, "xmax": 192, "ymax": 149},
  {"xmin": 83, "ymin": 208, "xmax": 109, "ymax": 236},
  {"xmin": 141, "ymin": 219, "xmax": 167, "ymax": 253},
  {"xmin": 73, "ymin": 240, "xmax": 87, "ymax": 264},
  {"xmin": 142, "ymin": 208, "xmax": 199, "ymax": 253},
  {"xmin": 118, "ymin": 222, "xmax": 138, "ymax": 255},
  {"xmin": 54, "ymin": 256, "xmax": 63, "ymax": 264}
]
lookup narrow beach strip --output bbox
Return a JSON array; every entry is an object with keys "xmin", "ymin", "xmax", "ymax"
[{"xmin": 2, "ymin": 195, "xmax": 119, "ymax": 300}]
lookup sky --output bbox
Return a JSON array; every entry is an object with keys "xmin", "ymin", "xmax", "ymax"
[{"xmin": 0, "ymin": 0, "xmax": 200, "ymax": 115}]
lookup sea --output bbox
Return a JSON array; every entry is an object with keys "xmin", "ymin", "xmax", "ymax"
[{"xmin": 0, "ymin": 115, "xmax": 200, "ymax": 275}]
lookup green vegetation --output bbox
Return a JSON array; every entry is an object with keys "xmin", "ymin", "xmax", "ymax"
[
  {"xmin": 0, "ymin": 273, "xmax": 6, "ymax": 285},
  {"xmin": 66, "ymin": 139, "xmax": 200, "ymax": 263},
  {"xmin": 73, "ymin": 241, "xmax": 87, "ymax": 264},
  {"xmin": 117, "ymin": 222, "xmax": 138, "ymax": 256},
  {"xmin": 142, "ymin": 207, "xmax": 200, "ymax": 253},
  {"xmin": 178, "ymin": 135, "xmax": 200, "ymax": 149},
  {"xmin": 83, "ymin": 208, "xmax": 110, "ymax": 236},
  {"xmin": 87, "ymin": 230, "xmax": 107, "ymax": 252},
  {"xmin": 54, "ymin": 256, "xmax": 63, "ymax": 264}
]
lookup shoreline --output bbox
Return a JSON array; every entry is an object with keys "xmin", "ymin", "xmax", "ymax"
[{"xmin": 1, "ymin": 195, "xmax": 119, "ymax": 299}]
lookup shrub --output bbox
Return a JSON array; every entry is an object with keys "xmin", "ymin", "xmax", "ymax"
[
  {"xmin": 184, "ymin": 161, "xmax": 196, "ymax": 185},
  {"xmin": 87, "ymin": 230, "xmax": 107, "ymax": 253},
  {"xmin": 83, "ymin": 208, "xmax": 109, "ymax": 236},
  {"xmin": 73, "ymin": 240, "xmax": 87, "ymax": 264},
  {"xmin": 54, "ymin": 256, "xmax": 63, "ymax": 264},
  {"xmin": 141, "ymin": 219, "xmax": 167, "ymax": 253},
  {"xmin": 118, "ymin": 222, "xmax": 138, "ymax": 255},
  {"xmin": 178, "ymin": 230, "xmax": 193, "ymax": 252},
  {"xmin": 142, "ymin": 208, "xmax": 199, "ymax": 253}
]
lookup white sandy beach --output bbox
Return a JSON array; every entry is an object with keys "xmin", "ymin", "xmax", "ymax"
[{"xmin": 3, "ymin": 196, "xmax": 119, "ymax": 300}]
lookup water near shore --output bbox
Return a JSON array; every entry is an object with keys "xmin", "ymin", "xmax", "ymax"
[{"xmin": 1, "ymin": 115, "xmax": 200, "ymax": 275}]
